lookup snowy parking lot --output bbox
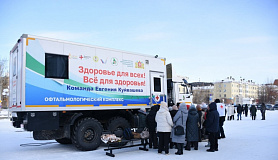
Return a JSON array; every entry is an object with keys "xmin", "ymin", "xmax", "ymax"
[{"xmin": 0, "ymin": 110, "xmax": 277, "ymax": 160}]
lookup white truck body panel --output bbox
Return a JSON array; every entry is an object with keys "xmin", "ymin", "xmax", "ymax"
[{"xmin": 9, "ymin": 34, "xmax": 167, "ymax": 112}]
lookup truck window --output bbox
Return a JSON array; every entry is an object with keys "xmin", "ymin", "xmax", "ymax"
[
  {"xmin": 179, "ymin": 84, "xmax": 185, "ymax": 94},
  {"xmin": 154, "ymin": 77, "xmax": 161, "ymax": 92},
  {"xmin": 45, "ymin": 53, "xmax": 69, "ymax": 79},
  {"xmin": 13, "ymin": 57, "xmax": 17, "ymax": 76},
  {"xmin": 179, "ymin": 84, "xmax": 189, "ymax": 94},
  {"xmin": 12, "ymin": 48, "xmax": 18, "ymax": 77}
]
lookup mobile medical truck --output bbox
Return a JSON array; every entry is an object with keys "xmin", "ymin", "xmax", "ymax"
[{"xmin": 9, "ymin": 34, "xmax": 192, "ymax": 150}]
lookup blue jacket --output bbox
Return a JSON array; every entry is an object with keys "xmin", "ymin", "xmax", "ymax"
[{"xmin": 206, "ymin": 102, "xmax": 219, "ymax": 133}]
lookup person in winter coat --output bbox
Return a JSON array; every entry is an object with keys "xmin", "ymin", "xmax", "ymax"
[
  {"xmin": 196, "ymin": 105, "xmax": 203, "ymax": 141},
  {"xmin": 155, "ymin": 101, "xmax": 173, "ymax": 155},
  {"xmin": 206, "ymin": 102, "xmax": 219, "ymax": 152},
  {"xmin": 169, "ymin": 104, "xmax": 179, "ymax": 149},
  {"xmin": 244, "ymin": 104, "xmax": 249, "ymax": 117},
  {"xmin": 231, "ymin": 105, "xmax": 235, "ymax": 120},
  {"xmin": 203, "ymin": 108, "xmax": 210, "ymax": 147},
  {"xmin": 185, "ymin": 105, "xmax": 199, "ymax": 151},
  {"xmin": 137, "ymin": 107, "xmax": 148, "ymax": 144},
  {"xmin": 226, "ymin": 104, "xmax": 232, "ymax": 120},
  {"xmin": 237, "ymin": 104, "xmax": 243, "ymax": 120},
  {"xmin": 137, "ymin": 107, "xmax": 147, "ymax": 133},
  {"xmin": 250, "ymin": 105, "xmax": 257, "ymax": 120},
  {"xmin": 153, "ymin": 104, "xmax": 160, "ymax": 112},
  {"xmin": 215, "ymin": 99, "xmax": 226, "ymax": 139},
  {"xmin": 146, "ymin": 105, "xmax": 158, "ymax": 149},
  {"xmin": 227, "ymin": 104, "xmax": 235, "ymax": 120},
  {"xmin": 171, "ymin": 103, "xmax": 188, "ymax": 155},
  {"xmin": 261, "ymin": 103, "xmax": 266, "ymax": 120},
  {"xmin": 170, "ymin": 103, "xmax": 179, "ymax": 118}
]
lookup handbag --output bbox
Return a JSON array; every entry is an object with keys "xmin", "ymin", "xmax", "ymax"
[
  {"xmin": 174, "ymin": 112, "xmax": 185, "ymax": 135},
  {"xmin": 140, "ymin": 127, "xmax": 149, "ymax": 139},
  {"xmin": 132, "ymin": 132, "xmax": 141, "ymax": 139}
]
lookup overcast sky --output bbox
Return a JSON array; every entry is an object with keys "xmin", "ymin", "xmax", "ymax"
[{"xmin": 0, "ymin": 0, "xmax": 277, "ymax": 84}]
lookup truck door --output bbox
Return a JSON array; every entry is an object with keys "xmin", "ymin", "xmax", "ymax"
[
  {"xmin": 150, "ymin": 71, "xmax": 165, "ymax": 105},
  {"xmin": 11, "ymin": 47, "xmax": 18, "ymax": 109}
]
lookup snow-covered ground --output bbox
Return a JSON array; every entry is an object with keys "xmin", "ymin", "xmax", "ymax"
[
  {"xmin": 0, "ymin": 110, "xmax": 277, "ymax": 160},
  {"xmin": 0, "ymin": 109, "xmax": 10, "ymax": 119}
]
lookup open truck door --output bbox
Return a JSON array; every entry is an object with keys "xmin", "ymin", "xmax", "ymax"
[
  {"xmin": 150, "ymin": 71, "xmax": 166, "ymax": 105},
  {"xmin": 10, "ymin": 42, "xmax": 22, "ymax": 111}
]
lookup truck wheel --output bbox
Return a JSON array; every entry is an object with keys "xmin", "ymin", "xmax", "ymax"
[
  {"xmin": 72, "ymin": 117, "xmax": 103, "ymax": 151},
  {"xmin": 55, "ymin": 138, "xmax": 72, "ymax": 144},
  {"xmin": 107, "ymin": 117, "xmax": 130, "ymax": 137}
]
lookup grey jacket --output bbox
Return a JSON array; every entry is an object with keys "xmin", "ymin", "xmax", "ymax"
[{"xmin": 171, "ymin": 103, "xmax": 188, "ymax": 143}]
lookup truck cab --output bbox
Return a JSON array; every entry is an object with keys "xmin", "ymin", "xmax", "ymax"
[{"xmin": 166, "ymin": 64, "xmax": 193, "ymax": 108}]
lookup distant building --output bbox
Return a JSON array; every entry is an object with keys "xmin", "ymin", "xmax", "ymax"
[
  {"xmin": 274, "ymin": 79, "xmax": 278, "ymax": 104},
  {"xmin": 213, "ymin": 76, "xmax": 259, "ymax": 104}
]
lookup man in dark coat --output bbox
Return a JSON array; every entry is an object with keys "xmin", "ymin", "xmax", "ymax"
[
  {"xmin": 146, "ymin": 105, "xmax": 158, "ymax": 148},
  {"xmin": 215, "ymin": 99, "xmax": 226, "ymax": 139},
  {"xmin": 250, "ymin": 105, "xmax": 257, "ymax": 120},
  {"xmin": 244, "ymin": 104, "xmax": 249, "ymax": 117},
  {"xmin": 206, "ymin": 102, "xmax": 219, "ymax": 152},
  {"xmin": 185, "ymin": 105, "xmax": 199, "ymax": 151},
  {"xmin": 237, "ymin": 104, "xmax": 243, "ymax": 120},
  {"xmin": 261, "ymin": 103, "xmax": 266, "ymax": 120}
]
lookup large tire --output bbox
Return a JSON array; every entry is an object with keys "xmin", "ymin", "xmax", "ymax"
[
  {"xmin": 107, "ymin": 117, "xmax": 131, "ymax": 147},
  {"xmin": 107, "ymin": 117, "xmax": 131, "ymax": 137},
  {"xmin": 72, "ymin": 117, "xmax": 103, "ymax": 151},
  {"xmin": 55, "ymin": 138, "xmax": 72, "ymax": 144}
]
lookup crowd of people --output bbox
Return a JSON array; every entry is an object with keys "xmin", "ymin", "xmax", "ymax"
[
  {"xmin": 226, "ymin": 103, "xmax": 267, "ymax": 121},
  {"xmin": 136, "ymin": 99, "xmax": 229, "ymax": 155},
  {"xmin": 135, "ymin": 100, "xmax": 268, "ymax": 156}
]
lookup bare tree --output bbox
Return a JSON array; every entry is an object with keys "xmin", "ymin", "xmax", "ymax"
[
  {"xmin": 0, "ymin": 58, "xmax": 8, "ymax": 76},
  {"xmin": 193, "ymin": 88, "xmax": 210, "ymax": 104},
  {"xmin": 0, "ymin": 58, "xmax": 9, "ymax": 109},
  {"xmin": 258, "ymin": 80, "xmax": 278, "ymax": 104}
]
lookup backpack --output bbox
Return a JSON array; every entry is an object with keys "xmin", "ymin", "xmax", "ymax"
[{"xmin": 123, "ymin": 128, "xmax": 133, "ymax": 140}]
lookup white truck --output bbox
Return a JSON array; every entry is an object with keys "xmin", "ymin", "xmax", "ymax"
[
  {"xmin": 9, "ymin": 34, "xmax": 192, "ymax": 151},
  {"xmin": 242, "ymin": 98, "xmax": 252, "ymax": 105}
]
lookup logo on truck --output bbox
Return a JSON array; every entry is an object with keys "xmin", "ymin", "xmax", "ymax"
[
  {"xmin": 93, "ymin": 56, "xmax": 99, "ymax": 62},
  {"xmin": 79, "ymin": 55, "xmax": 84, "ymax": 60},
  {"xmin": 79, "ymin": 55, "xmax": 91, "ymax": 60},
  {"xmin": 154, "ymin": 94, "xmax": 160, "ymax": 102},
  {"xmin": 135, "ymin": 61, "xmax": 144, "ymax": 69},
  {"xmin": 111, "ymin": 57, "xmax": 118, "ymax": 66},
  {"xmin": 100, "ymin": 58, "xmax": 107, "ymax": 64},
  {"xmin": 69, "ymin": 53, "xmax": 78, "ymax": 59}
]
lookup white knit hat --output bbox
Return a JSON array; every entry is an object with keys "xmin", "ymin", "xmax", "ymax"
[{"xmin": 160, "ymin": 101, "xmax": 167, "ymax": 108}]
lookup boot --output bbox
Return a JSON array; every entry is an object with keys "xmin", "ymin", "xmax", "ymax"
[
  {"xmin": 194, "ymin": 142, "xmax": 198, "ymax": 150},
  {"xmin": 185, "ymin": 142, "xmax": 191, "ymax": 151},
  {"xmin": 175, "ymin": 143, "xmax": 183, "ymax": 155}
]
